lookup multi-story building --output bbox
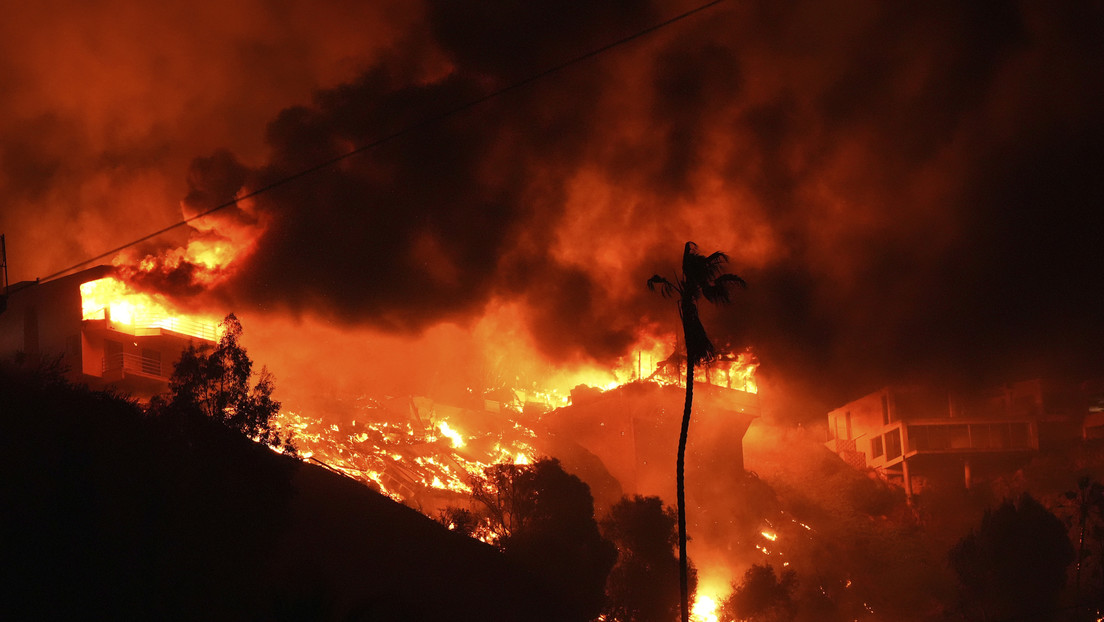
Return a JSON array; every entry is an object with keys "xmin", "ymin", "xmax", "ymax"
[
  {"xmin": 825, "ymin": 381, "xmax": 1087, "ymax": 496},
  {"xmin": 0, "ymin": 265, "xmax": 217, "ymax": 400}
]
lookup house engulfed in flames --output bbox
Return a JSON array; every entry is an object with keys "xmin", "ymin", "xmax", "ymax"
[{"xmin": 0, "ymin": 265, "xmax": 217, "ymax": 400}]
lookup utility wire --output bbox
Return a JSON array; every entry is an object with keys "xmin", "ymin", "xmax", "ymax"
[{"xmin": 40, "ymin": 0, "xmax": 727, "ymax": 283}]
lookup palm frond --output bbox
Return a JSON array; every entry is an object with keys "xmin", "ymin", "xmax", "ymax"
[
  {"xmin": 681, "ymin": 242, "xmax": 733, "ymax": 291},
  {"xmin": 702, "ymin": 273, "xmax": 747, "ymax": 304},
  {"xmin": 715, "ymin": 273, "xmax": 747, "ymax": 288},
  {"xmin": 647, "ymin": 274, "xmax": 678, "ymax": 298},
  {"xmin": 703, "ymin": 251, "xmax": 730, "ymax": 279}
]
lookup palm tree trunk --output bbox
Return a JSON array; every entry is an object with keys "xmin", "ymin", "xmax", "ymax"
[
  {"xmin": 678, "ymin": 356, "xmax": 694, "ymax": 622},
  {"xmin": 1076, "ymin": 509, "xmax": 1086, "ymax": 603}
]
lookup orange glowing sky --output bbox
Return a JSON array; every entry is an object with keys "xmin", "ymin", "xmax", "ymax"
[{"xmin": 2, "ymin": 0, "xmax": 1102, "ymax": 411}]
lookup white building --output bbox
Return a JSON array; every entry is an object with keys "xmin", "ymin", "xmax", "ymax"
[{"xmin": 0, "ymin": 266, "xmax": 216, "ymax": 400}]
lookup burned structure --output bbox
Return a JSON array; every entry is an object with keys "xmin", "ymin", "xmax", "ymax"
[
  {"xmin": 549, "ymin": 381, "xmax": 759, "ymax": 507},
  {"xmin": 826, "ymin": 381, "xmax": 1091, "ymax": 495},
  {"xmin": 0, "ymin": 265, "xmax": 216, "ymax": 399}
]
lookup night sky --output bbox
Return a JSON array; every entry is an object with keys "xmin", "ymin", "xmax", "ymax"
[{"xmin": 2, "ymin": 0, "xmax": 1102, "ymax": 412}]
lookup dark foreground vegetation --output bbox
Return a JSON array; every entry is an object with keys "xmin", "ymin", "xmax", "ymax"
[
  {"xmin": 7, "ymin": 338, "xmax": 1104, "ymax": 621},
  {"xmin": 0, "ymin": 362, "xmax": 554, "ymax": 621},
  {"xmin": 740, "ymin": 424, "xmax": 1104, "ymax": 622}
]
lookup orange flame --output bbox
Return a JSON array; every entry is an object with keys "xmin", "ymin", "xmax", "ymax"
[
  {"xmin": 690, "ymin": 594, "xmax": 720, "ymax": 622},
  {"xmin": 273, "ymin": 405, "xmax": 540, "ymax": 503},
  {"xmin": 80, "ymin": 276, "xmax": 220, "ymax": 341}
]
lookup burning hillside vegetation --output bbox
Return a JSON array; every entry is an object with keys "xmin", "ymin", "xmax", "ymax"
[
  {"xmin": 274, "ymin": 396, "xmax": 540, "ymax": 507},
  {"xmin": 271, "ymin": 351, "xmax": 758, "ymax": 512}
]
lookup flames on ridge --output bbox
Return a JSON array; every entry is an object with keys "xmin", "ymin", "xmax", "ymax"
[
  {"xmin": 267, "ymin": 345, "xmax": 758, "ymax": 507},
  {"xmin": 75, "ymin": 220, "xmax": 764, "ymax": 606},
  {"xmin": 272, "ymin": 396, "xmax": 540, "ymax": 504}
]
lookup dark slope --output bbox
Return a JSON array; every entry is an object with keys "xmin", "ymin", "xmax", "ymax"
[
  {"xmin": 0, "ymin": 364, "xmax": 550, "ymax": 621},
  {"xmin": 269, "ymin": 462, "xmax": 552, "ymax": 620}
]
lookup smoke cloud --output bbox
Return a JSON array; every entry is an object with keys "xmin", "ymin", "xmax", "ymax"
[{"xmin": 2, "ymin": 1, "xmax": 1102, "ymax": 411}]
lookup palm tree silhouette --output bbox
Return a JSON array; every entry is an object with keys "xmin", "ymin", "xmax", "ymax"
[{"xmin": 648, "ymin": 241, "xmax": 745, "ymax": 622}]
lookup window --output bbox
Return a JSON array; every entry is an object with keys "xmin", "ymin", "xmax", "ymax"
[
  {"xmin": 969, "ymin": 423, "xmax": 1014, "ymax": 450},
  {"xmin": 1010, "ymin": 423, "xmax": 1031, "ymax": 448},
  {"xmin": 968, "ymin": 424, "xmax": 989, "ymax": 449},
  {"xmin": 886, "ymin": 429, "xmax": 902, "ymax": 460},
  {"xmin": 871, "ymin": 436, "xmax": 884, "ymax": 458},
  {"xmin": 910, "ymin": 424, "xmax": 954, "ymax": 451},
  {"xmin": 910, "ymin": 425, "xmax": 929, "ymax": 451},
  {"xmin": 948, "ymin": 424, "xmax": 970, "ymax": 449}
]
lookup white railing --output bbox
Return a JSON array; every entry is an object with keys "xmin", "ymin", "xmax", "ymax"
[
  {"xmin": 102, "ymin": 352, "xmax": 165, "ymax": 378},
  {"xmin": 87, "ymin": 309, "xmax": 218, "ymax": 342},
  {"xmin": 131, "ymin": 314, "xmax": 218, "ymax": 341}
]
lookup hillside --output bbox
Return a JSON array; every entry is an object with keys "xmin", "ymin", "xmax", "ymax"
[{"xmin": 0, "ymin": 363, "xmax": 552, "ymax": 621}]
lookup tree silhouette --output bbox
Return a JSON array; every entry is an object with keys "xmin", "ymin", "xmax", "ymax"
[
  {"xmin": 471, "ymin": 458, "xmax": 616, "ymax": 621},
  {"xmin": 154, "ymin": 313, "xmax": 293, "ymax": 452},
  {"xmin": 722, "ymin": 563, "xmax": 797, "ymax": 622},
  {"xmin": 1063, "ymin": 475, "xmax": 1104, "ymax": 605},
  {"xmin": 600, "ymin": 495, "xmax": 694, "ymax": 622},
  {"xmin": 648, "ymin": 241, "xmax": 746, "ymax": 622},
  {"xmin": 949, "ymin": 494, "xmax": 1074, "ymax": 621}
]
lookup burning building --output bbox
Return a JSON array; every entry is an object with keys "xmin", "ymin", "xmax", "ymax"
[
  {"xmin": 0, "ymin": 265, "xmax": 217, "ymax": 400},
  {"xmin": 826, "ymin": 380, "xmax": 1092, "ymax": 495},
  {"xmin": 550, "ymin": 380, "xmax": 759, "ymax": 506}
]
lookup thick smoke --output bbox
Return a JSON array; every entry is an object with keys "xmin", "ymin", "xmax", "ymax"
[
  {"xmin": 0, "ymin": 0, "xmax": 417, "ymax": 278},
  {"xmin": 185, "ymin": 1, "xmax": 662, "ymax": 346},
  {"xmin": 3, "ymin": 1, "xmax": 1103, "ymax": 410}
]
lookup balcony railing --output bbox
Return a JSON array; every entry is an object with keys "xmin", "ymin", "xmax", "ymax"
[
  {"xmin": 905, "ymin": 420, "xmax": 1035, "ymax": 452},
  {"xmin": 103, "ymin": 352, "xmax": 165, "ymax": 379},
  {"xmin": 85, "ymin": 308, "xmax": 218, "ymax": 342},
  {"xmin": 131, "ymin": 315, "xmax": 218, "ymax": 341}
]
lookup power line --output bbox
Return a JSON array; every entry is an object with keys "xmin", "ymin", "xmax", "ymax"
[{"xmin": 40, "ymin": 0, "xmax": 727, "ymax": 283}]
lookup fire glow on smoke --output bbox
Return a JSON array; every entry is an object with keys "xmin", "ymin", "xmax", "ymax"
[
  {"xmin": 70, "ymin": 154, "xmax": 768, "ymax": 606},
  {"xmin": 78, "ymin": 262, "xmax": 763, "ymax": 609}
]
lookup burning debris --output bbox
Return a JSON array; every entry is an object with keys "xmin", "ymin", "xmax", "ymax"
[
  {"xmin": 271, "ymin": 343, "xmax": 760, "ymax": 511},
  {"xmin": 273, "ymin": 397, "xmax": 540, "ymax": 507}
]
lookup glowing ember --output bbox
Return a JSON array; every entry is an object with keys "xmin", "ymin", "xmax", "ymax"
[
  {"xmin": 273, "ymin": 401, "xmax": 539, "ymax": 504},
  {"xmin": 436, "ymin": 420, "xmax": 465, "ymax": 448},
  {"xmin": 690, "ymin": 594, "xmax": 720, "ymax": 622},
  {"xmin": 263, "ymin": 348, "xmax": 758, "ymax": 517}
]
